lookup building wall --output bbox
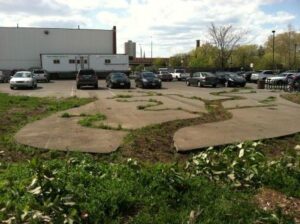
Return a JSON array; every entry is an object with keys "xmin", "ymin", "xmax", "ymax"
[
  {"xmin": 125, "ymin": 40, "xmax": 136, "ymax": 58},
  {"xmin": 0, "ymin": 27, "xmax": 115, "ymax": 70}
]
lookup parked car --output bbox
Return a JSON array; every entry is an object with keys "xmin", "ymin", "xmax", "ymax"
[
  {"xmin": 76, "ymin": 69, "xmax": 98, "ymax": 89},
  {"xmin": 10, "ymin": 71, "xmax": 37, "ymax": 89},
  {"xmin": 287, "ymin": 74, "xmax": 300, "ymax": 92},
  {"xmin": 106, "ymin": 72, "xmax": 131, "ymax": 89},
  {"xmin": 158, "ymin": 71, "xmax": 173, "ymax": 81},
  {"xmin": 186, "ymin": 72, "xmax": 218, "ymax": 87},
  {"xmin": 170, "ymin": 69, "xmax": 190, "ymax": 81},
  {"xmin": 222, "ymin": 72, "xmax": 246, "ymax": 87},
  {"xmin": 241, "ymin": 71, "xmax": 253, "ymax": 82},
  {"xmin": 250, "ymin": 70, "xmax": 276, "ymax": 83},
  {"xmin": 0, "ymin": 71, "xmax": 10, "ymax": 83},
  {"xmin": 265, "ymin": 72, "xmax": 297, "ymax": 85},
  {"xmin": 31, "ymin": 69, "xmax": 50, "ymax": 82},
  {"xmin": 135, "ymin": 72, "xmax": 162, "ymax": 89}
]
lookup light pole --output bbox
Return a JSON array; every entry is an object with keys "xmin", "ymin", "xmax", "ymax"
[
  {"xmin": 272, "ymin": 30, "xmax": 276, "ymax": 71},
  {"xmin": 295, "ymin": 43, "xmax": 298, "ymax": 70},
  {"xmin": 150, "ymin": 36, "xmax": 153, "ymax": 59}
]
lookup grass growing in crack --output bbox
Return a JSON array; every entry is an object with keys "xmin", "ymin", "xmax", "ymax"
[
  {"xmin": 136, "ymin": 99, "xmax": 163, "ymax": 110},
  {"xmin": 259, "ymin": 96, "xmax": 277, "ymax": 104},
  {"xmin": 78, "ymin": 113, "xmax": 107, "ymax": 127},
  {"xmin": 281, "ymin": 93, "xmax": 300, "ymax": 104},
  {"xmin": 61, "ymin": 112, "xmax": 71, "ymax": 118},
  {"xmin": 114, "ymin": 94, "xmax": 133, "ymax": 98},
  {"xmin": 121, "ymin": 100, "xmax": 232, "ymax": 163}
]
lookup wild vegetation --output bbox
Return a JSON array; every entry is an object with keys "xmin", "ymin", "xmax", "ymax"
[{"xmin": 0, "ymin": 92, "xmax": 300, "ymax": 223}]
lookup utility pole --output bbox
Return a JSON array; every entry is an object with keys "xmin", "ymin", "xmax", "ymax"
[
  {"xmin": 295, "ymin": 43, "xmax": 298, "ymax": 70},
  {"xmin": 150, "ymin": 36, "xmax": 153, "ymax": 59},
  {"xmin": 272, "ymin": 30, "xmax": 276, "ymax": 71}
]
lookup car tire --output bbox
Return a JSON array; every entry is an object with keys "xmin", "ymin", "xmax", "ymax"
[
  {"xmin": 95, "ymin": 84, "xmax": 98, "ymax": 89},
  {"xmin": 186, "ymin": 81, "xmax": 190, "ymax": 86},
  {"xmin": 77, "ymin": 85, "xmax": 80, "ymax": 89},
  {"xmin": 10, "ymin": 86, "xmax": 14, "ymax": 90},
  {"xmin": 212, "ymin": 84, "xmax": 217, "ymax": 88}
]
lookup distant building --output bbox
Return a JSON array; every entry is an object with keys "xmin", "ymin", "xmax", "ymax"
[
  {"xmin": 125, "ymin": 40, "xmax": 136, "ymax": 59},
  {"xmin": 0, "ymin": 26, "xmax": 117, "ymax": 70}
]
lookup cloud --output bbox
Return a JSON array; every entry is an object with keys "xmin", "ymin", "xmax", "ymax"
[{"xmin": 0, "ymin": 0, "xmax": 298, "ymax": 57}]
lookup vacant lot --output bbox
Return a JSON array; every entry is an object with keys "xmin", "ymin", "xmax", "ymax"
[{"xmin": 0, "ymin": 82, "xmax": 300, "ymax": 223}]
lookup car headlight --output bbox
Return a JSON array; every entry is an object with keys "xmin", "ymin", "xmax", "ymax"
[{"xmin": 142, "ymin": 78, "xmax": 148, "ymax": 82}]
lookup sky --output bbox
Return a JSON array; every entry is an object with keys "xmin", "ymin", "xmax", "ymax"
[{"xmin": 0, "ymin": 0, "xmax": 299, "ymax": 57}]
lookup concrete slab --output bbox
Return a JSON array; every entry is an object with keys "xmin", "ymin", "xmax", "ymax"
[
  {"xmin": 174, "ymin": 95, "xmax": 300, "ymax": 152},
  {"xmin": 15, "ymin": 112, "xmax": 127, "ymax": 153}
]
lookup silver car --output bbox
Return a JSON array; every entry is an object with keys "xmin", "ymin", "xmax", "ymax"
[{"xmin": 10, "ymin": 71, "xmax": 37, "ymax": 89}]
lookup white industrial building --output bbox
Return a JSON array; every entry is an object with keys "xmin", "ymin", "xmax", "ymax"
[{"xmin": 0, "ymin": 26, "xmax": 129, "ymax": 77}]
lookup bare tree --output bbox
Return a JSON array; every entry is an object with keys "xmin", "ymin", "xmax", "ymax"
[{"xmin": 208, "ymin": 23, "xmax": 246, "ymax": 69}]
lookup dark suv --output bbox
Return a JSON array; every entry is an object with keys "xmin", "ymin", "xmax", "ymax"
[{"xmin": 76, "ymin": 69, "xmax": 98, "ymax": 89}]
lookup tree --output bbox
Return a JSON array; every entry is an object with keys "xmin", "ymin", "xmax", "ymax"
[
  {"xmin": 188, "ymin": 43, "xmax": 218, "ymax": 68},
  {"xmin": 208, "ymin": 23, "xmax": 246, "ymax": 69},
  {"xmin": 169, "ymin": 54, "xmax": 188, "ymax": 68},
  {"xmin": 231, "ymin": 45, "xmax": 259, "ymax": 69},
  {"xmin": 153, "ymin": 58, "xmax": 168, "ymax": 68}
]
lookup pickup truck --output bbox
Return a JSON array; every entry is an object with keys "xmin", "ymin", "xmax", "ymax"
[{"xmin": 170, "ymin": 69, "xmax": 190, "ymax": 81}]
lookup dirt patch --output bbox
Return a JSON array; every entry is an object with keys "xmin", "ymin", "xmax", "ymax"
[
  {"xmin": 281, "ymin": 93, "xmax": 300, "ymax": 104},
  {"xmin": 255, "ymin": 188, "xmax": 300, "ymax": 223},
  {"xmin": 120, "ymin": 100, "xmax": 232, "ymax": 163},
  {"xmin": 259, "ymin": 134, "xmax": 300, "ymax": 159}
]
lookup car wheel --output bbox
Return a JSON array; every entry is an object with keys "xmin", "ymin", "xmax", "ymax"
[
  {"xmin": 35, "ymin": 83, "xmax": 37, "ymax": 89},
  {"xmin": 10, "ymin": 86, "xmax": 14, "ymax": 90},
  {"xmin": 109, "ymin": 83, "xmax": 113, "ymax": 89},
  {"xmin": 212, "ymin": 84, "xmax": 217, "ymax": 88},
  {"xmin": 95, "ymin": 84, "xmax": 98, "ymax": 89},
  {"xmin": 77, "ymin": 84, "xmax": 80, "ymax": 89},
  {"xmin": 186, "ymin": 81, "xmax": 190, "ymax": 86}
]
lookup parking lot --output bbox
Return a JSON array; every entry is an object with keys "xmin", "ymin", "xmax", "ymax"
[{"xmin": 1, "ymin": 80, "xmax": 300, "ymax": 153}]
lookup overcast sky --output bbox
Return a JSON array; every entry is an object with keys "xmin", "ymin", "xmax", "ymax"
[{"xmin": 0, "ymin": 0, "xmax": 299, "ymax": 57}]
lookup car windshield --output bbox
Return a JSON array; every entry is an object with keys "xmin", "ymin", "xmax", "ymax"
[
  {"xmin": 142, "ymin": 72, "xmax": 155, "ymax": 78},
  {"xmin": 226, "ymin": 73, "xmax": 239, "ymax": 78},
  {"xmin": 14, "ymin": 72, "xmax": 32, "ymax": 78},
  {"xmin": 111, "ymin": 73, "xmax": 126, "ymax": 78},
  {"xmin": 34, "ymin": 70, "xmax": 44, "ymax": 74}
]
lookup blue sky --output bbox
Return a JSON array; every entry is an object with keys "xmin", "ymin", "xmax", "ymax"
[{"xmin": 0, "ymin": 0, "xmax": 299, "ymax": 57}]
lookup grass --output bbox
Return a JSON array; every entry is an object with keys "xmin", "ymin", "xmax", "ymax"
[
  {"xmin": 281, "ymin": 93, "xmax": 300, "ymax": 104},
  {"xmin": 259, "ymin": 96, "xmax": 277, "ymax": 104},
  {"xmin": 0, "ymin": 156, "xmax": 296, "ymax": 223},
  {"xmin": 0, "ymin": 92, "xmax": 300, "ymax": 222},
  {"xmin": 78, "ymin": 113, "xmax": 107, "ymax": 127},
  {"xmin": 0, "ymin": 93, "xmax": 94, "ymax": 162}
]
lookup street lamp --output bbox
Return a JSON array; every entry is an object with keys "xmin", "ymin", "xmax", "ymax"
[
  {"xmin": 295, "ymin": 43, "xmax": 298, "ymax": 70},
  {"xmin": 272, "ymin": 30, "xmax": 276, "ymax": 71}
]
